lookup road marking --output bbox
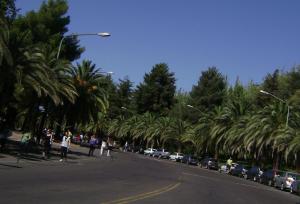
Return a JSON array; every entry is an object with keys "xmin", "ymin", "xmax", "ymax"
[{"xmin": 101, "ymin": 181, "xmax": 181, "ymax": 204}]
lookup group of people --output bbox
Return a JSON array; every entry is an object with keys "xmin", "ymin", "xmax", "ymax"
[
  {"xmin": 88, "ymin": 135, "xmax": 113, "ymax": 157},
  {"xmin": 18, "ymin": 129, "xmax": 114, "ymax": 162}
]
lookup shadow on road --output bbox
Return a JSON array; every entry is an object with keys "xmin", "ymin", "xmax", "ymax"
[
  {"xmin": 0, "ymin": 139, "xmax": 90, "ymax": 163},
  {"xmin": 0, "ymin": 163, "xmax": 22, "ymax": 168}
]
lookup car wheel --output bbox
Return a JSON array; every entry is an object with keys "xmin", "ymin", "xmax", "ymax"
[
  {"xmin": 280, "ymin": 183, "xmax": 284, "ymax": 191},
  {"xmin": 268, "ymin": 180, "xmax": 272, "ymax": 186}
]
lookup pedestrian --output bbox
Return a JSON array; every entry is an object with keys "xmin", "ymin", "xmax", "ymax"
[
  {"xmin": 60, "ymin": 131, "xmax": 71, "ymax": 162},
  {"xmin": 100, "ymin": 139, "xmax": 106, "ymax": 156},
  {"xmin": 124, "ymin": 141, "xmax": 128, "ymax": 152},
  {"xmin": 80, "ymin": 132, "xmax": 84, "ymax": 143},
  {"xmin": 107, "ymin": 137, "xmax": 112, "ymax": 157},
  {"xmin": 42, "ymin": 129, "xmax": 53, "ymax": 159},
  {"xmin": 88, "ymin": 135, "xmax": 97, "ymax": 156},
  {"xmin": 20, "ymin": 131, "xmax": 31, "ymax": 155},
  {"xmin": 226, "ymin": 157, "xmax": 233, "ymax": 172},
  {"xmin": 0, "ymin": 128, "xmax": 10, "ymax": 152}
]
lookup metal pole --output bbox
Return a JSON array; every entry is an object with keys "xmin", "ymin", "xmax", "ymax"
[
  {"xmin": 260, "ymin": 90, "xmax": 289, "ymax": 128},
  {"xmin": 286, "ymin": 105, "xmax": 290, "ymax": 128},
  {"xmin": 56, "ymin": 33, "xmax": 110, "ymax": 60}
]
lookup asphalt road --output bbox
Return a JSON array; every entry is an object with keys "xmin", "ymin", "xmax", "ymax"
[{"xmin": 0, "ymin": 150, "xmax": 299, "ymax": 204}]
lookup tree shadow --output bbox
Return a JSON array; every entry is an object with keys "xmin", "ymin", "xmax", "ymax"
[{"xmin": 0, "ymin": 163, "xmax": 22, "ymax": 168}]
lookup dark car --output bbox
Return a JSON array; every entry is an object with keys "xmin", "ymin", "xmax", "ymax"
[
  {"xmin": 230, "ymin": 164, "xmax": 247, "ymax": 177},
  {"xmin": 200, "ymin": 158, "xmax": 218, "ymax": 170},
  {"xmin": 181, "ymin": 155, "xmax": 198, "ymax": 165},
  {"xmin": 259, "ymin": 169, "xmax": 275, "ymax": 186},
  {"xmin": 128, "ymin": 145, "xmax": 144, "ymax": 154},
  {"xmin": 291, "ymin": 180, "xmax": 300, "ymax": 194},
  {"xmin": 245, "ymin": 166, "xmax": 262, "ymax": 181}
]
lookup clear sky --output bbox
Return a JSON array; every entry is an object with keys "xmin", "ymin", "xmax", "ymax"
[{"xmin": 16, "ymin": 0, "xmax": 300, "ymax": 91}]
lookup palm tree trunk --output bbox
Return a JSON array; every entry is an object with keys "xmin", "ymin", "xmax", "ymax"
[
  {"xmin": 177, "ymin": 143, "xmax": 182, "ymax": 153},
  {"xmin": 214, "ymin": 146, "xmax": 219, "ymax": 160},
  {"xmin": 273, "ymin": 151, "xmax": 281, "ymax": 170},
  {"xmin": 296, "ymin": 152, "xmax": 300, "ymax": 172}
]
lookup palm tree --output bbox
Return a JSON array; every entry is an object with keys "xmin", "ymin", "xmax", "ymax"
[
  {"xmin": 66, "ymin": 60, "xmax": 109, "ymax": 127},
  {"xmin": 243, "ymin": 103, "xmax": 293, "ymax": 169},
  {"xmin": 169, "ymin": 118, "xmax": 191, "ymax": 153}
]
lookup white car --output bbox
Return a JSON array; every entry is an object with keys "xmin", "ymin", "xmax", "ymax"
[
  {"xmin": 169, "ymin": 152, "xmax": 184, "ymax": 161},
  {"xmin": 144, "ymin": 148, "xmax": 157, "ymax": 156}
]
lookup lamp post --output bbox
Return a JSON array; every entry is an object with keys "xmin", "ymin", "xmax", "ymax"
[
  {"xmin": 121, "ymin": 106, "xmax": 134, "ymax": 116},
  {"xmin": 56, "ymin": 32, "xmax": 111, "ymax": 60},
  {"xmin": 260, "ymin": 90, "xmax": 290, "ymax": 128},
  {"xmin": 186, "ymin": 104, "xmax": 201, "ymax": 112}
]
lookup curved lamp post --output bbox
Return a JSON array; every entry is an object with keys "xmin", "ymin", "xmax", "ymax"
[
  {"xmin": 186, "ymin": 104, "xmax": 201, "ymax": 112},
  {"xmin": 56, "ymin": 32, "xmax": 111, "ymax": 59},
  {"xmin": 260, "ymin": 90, "xmax": 290, "ymax": 128}
]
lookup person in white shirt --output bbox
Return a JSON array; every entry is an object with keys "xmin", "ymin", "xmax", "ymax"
[
  {"xmin": 100, "ymin": 140, "xmax": 106, "ymax": 156},
  {"xmin": 60, "ymin": 131, "xmax": 71, "ymax": 162}
]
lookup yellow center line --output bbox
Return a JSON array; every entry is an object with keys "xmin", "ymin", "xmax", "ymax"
[{"xmin": 101, "ymin": 180, "xmax": 181, "ymax": 204}]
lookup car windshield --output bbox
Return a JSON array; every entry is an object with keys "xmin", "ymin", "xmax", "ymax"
[
  {"xmin": 236, "ymin": 165, "xmax": 243, "ymax": 170},
  {"xmin": 288, "ymin": 173, "xmax": 300, "ymax": 180}
]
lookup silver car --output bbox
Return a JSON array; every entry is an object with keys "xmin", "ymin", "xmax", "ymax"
[{"xmin": 274, "ymin": 171, "xmax": 300, "ymax": 191}]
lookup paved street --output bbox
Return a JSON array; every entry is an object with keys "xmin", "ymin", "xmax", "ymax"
[{"xmin": 0, "ymin": 146, "xmax": 300, "ymax": 204}]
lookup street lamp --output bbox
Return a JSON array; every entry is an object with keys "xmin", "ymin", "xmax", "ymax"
[
  {"xmin": 56, "ymin": 32, "xmax": 111, "ymax": 59},
  {"xmin": 186, "ymin": 104, "xmax": 201, "ymax": 112},
  {"xmin": 260, "ymin": 90, "xmax": 290, "ymax": 128},
  {"xmin": 99, "ymin": 71, "xmax": 114, "ymax": 76}
]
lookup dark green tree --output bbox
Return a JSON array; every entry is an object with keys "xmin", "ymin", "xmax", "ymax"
[
  {"xmin": 189, "ymin": 67, "xmax": 227, "ymax": 112},
  {"xmin": 13, "ymin": 0, "xmax": 83, "ymax": 61},
  {"xmin": 0, "ymin": 0, "xmax": 17, "ymax": 23},
  {"xmin": 134, "ymin": 63, "xmax": 176, "ymax": 115}
]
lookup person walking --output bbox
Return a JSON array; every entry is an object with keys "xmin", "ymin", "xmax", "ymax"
[
  {"xmin": 106, "ymin": 137, "xmax": 112, "ymax": 157},
  {"xmin": 42, "ymin": 129, "xmax": 53, "ymax": 159},
  {"xmin": 88, "ymin": 135, "xmax": 97, "ymax": 156},
  {"xmin": 100, "ymin": 139, "xmax": 106, "ymax": 156},
  {"xmin": 226, "ymin": 157, "xmax": 233, "ymax": 172},
  {"xmin": 60, "ymin": 131, "xmax": 71, "ymax": 162},
  {"xmin": 0, "ymin": 128, "xmax": 10, "ymax": 152},
  {"xmin": 124, "ymin": 141, "xmax": 128, "ymax": 152}
]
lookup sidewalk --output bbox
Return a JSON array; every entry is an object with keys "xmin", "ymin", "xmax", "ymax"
[{"xmin": 0, "ymin": 131, "xmax": 99, "ymax": 167}]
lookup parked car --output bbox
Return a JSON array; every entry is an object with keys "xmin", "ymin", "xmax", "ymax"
[
  {"xmin": 245, "ymin": 166, "xmax": 263, "ymax": 181},
  {"xmin": 274, "ymin": 171, "xmax": 300, "ymax": 191},
  {"xmin": 290, "ymin": 180, "xmax": 300, "ymax": 194},
  {"xmin": 230, "ymin": 164, "xmax": 247, "ymax": 177},
  {"xmin": 181, "ymin": 155, "xmax": 198, "ymax": 165},
  {"xmin": 128, "ymin": 145, "xmax": 144, "ymax": 154},
  {"xmin": 169, "ymin": 152, "xmax": 184, "ymax": 162},
  {"xmin": 219, "ymin": 163, "xmax": 238, "ymax": 174},
  {"xmin": 199, "ymin": 157, "xmax": 218, "ymax": 170},
  {"xmin": 144, "ymin": 148, "xmax": 157, "ymax": 156},
  {"xmin": 152, "ymin": 149, "xmax": 170, "ymax": 159},
  {"xmin": 259, "ymin": 169, "xmax": 276, "ymax": 186}
]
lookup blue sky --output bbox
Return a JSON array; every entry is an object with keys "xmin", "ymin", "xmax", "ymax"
[{"xmin": 16, "ymin": 0, "xmax": 300, "ymax": 91}]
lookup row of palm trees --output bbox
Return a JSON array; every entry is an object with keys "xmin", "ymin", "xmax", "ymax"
[{"xmin": 103, "ymin": 97, "xmax": 300, "ymax": 171}]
